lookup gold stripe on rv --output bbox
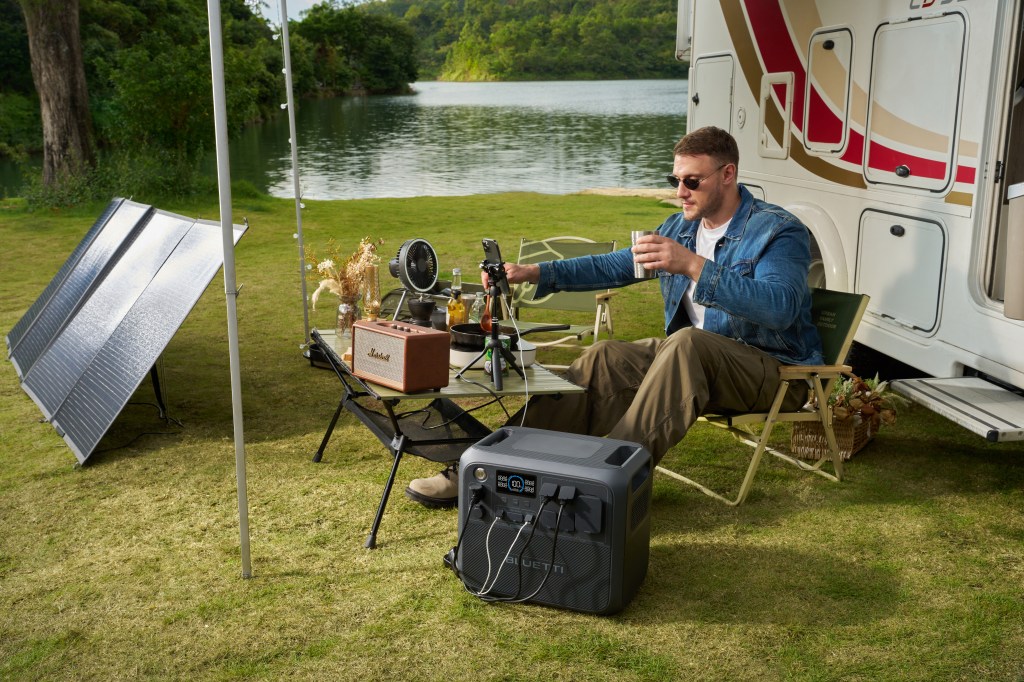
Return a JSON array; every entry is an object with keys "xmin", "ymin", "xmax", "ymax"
[{"xmin": 722, "ymin": 0, "xmax": 866, "ymax": 189}]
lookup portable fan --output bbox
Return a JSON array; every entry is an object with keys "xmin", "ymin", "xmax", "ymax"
[{"xmin": 388, "ymin": 238, "xmax": 439, "ymax": 294}]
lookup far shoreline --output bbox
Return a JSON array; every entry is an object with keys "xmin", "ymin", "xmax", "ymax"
[{"xmin": 578, "ymin": 186, "xmax": 681, "ymax": 207}]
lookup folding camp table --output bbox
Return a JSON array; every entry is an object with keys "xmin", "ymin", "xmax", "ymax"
[{"xmin": 310, "ymin": 328, "xmax": 584, "ymax": 548}]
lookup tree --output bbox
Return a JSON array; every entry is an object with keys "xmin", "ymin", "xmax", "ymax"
[
  {"xmin": 295, "ymin": 3, "xmax": 418, "ymax": 94},
  {"xmin": 18, "ymin": 0, "xmax": 94, "ymax": 186}
]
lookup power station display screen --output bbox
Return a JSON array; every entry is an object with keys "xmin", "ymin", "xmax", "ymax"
[{"xmin": 496, "ymin": 470, "xmax": 536, "ymax": 497}]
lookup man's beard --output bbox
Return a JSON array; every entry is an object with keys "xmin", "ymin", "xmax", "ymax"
[{"xmin": 687, "ymin": 188, "xmax": 723, "ymax": 223}]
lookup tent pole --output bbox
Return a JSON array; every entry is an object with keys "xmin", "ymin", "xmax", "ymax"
[
  {"xmin": 207, "ymin": 0, "xmax": 252, "ymax": 579},
  {"xmin": 278, "ymin": 0, "xmax": 311, "ymax": 347}
]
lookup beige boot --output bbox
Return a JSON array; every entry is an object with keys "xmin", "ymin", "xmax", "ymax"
[{"xmin": 405, "ymin": 463, "xmax": 459, "ymax": 508}]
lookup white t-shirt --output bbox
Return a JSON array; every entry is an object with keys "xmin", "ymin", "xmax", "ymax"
[{"xmin": 683, "ymin": 219, "xmax": 730, "ymax": 328}]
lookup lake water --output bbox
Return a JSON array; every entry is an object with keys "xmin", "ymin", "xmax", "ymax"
[{"xmin": 0, "ymin": 80, "xmax": 690, "ymax": 200}]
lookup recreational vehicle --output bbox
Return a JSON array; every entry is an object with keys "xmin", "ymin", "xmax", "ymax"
[{"xmin": 676, "ymin": 0, "xmax": 1024, "ymax": 441}]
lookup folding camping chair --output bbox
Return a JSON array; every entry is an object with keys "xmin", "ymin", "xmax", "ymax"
[
  {"xmin": 657, "ymin": 288, "xmax": 870, "ymax": 506},
  {"xmin": 507, "ymin": 236, "xmax": 618, "ymax": 355}
]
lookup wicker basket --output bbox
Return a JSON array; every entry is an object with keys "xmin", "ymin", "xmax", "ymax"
[{"xmin": 791, "ymin": 415, "xmax": 878, "ymax": 461}]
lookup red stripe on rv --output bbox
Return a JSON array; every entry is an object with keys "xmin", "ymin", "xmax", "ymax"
[
  {"xmin": 806, "ymin": 84, "xmax": 844, "ymax": 146},
  {"xmin": 867, "ymin": 143, "xmax": 947, "ymax": 180},
  {"xmin": 744, "ymin": 0, "xmax": 807, "ymax": 127},
  {"xmin": 956, "ymin": 164, "xmax": 976, "ymax": 185},
  {"xmin": 743, "ymin": 0, "xmax": 976, "ymax": 189},
  {"xmin": 841, "ymin": 132, "xmax": 865, "ymax": 165}
]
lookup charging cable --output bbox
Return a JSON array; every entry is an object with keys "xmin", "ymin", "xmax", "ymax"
[
  {"xmin": 502, "ymin": 485, "xmax": 575, "ymax": 603},
  {"xmin": 445, "ymin": 486, "xmax": 486, "ymax": 580},
  {"xmin": 449, "ymin": 483, "xmax": 570, "ymax": 604},
  {"xmin": 466, "ymin": 516, "xmax": 532, "ymax": 599},
  {"xmin": 500, "ymin": 309, "xmax": 530, "ymax": 424},
  {"xmin": 504, "ymin": 500, "xmax": 566, "ymax": 604}
]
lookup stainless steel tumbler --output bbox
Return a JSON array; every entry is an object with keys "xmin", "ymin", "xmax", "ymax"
[{"xmin": 631, "ymin": 230, "xmax": 657, "ymax": 279}]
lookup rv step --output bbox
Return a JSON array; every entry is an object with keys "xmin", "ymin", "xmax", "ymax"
[{"xmin": 890, "ymin": 377, "xmax": 1024, "ymax": 442}]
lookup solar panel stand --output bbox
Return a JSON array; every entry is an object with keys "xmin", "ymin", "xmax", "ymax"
[{"xmin": 149, "ymin": 364, "xmax": 167, "ymax": 420}]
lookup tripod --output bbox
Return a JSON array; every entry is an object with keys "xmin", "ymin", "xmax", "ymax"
[{"xmin": 454, "ymin": 265, "xmax": 524, "ymax": 391}]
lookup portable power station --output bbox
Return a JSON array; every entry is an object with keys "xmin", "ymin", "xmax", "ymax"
[{"xmin": 453, "ymin": 427, "xmax": 652, "ymax": 614}]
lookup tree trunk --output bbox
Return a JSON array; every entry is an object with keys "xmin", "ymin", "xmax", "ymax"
[{"xmin": 18, "ymin": 0, "xmax": 94, "ymax": 187}]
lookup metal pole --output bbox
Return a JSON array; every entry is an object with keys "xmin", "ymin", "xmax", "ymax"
[
  {"xmin": 207, "ymin": 0, "xmax": 252, "ymax": 579},
  {"xmin": 278, "ymin": 0, "xmax": 311, "ymax": 347}
]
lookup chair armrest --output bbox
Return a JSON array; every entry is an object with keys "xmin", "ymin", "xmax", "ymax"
[
  {"xmin": 595, "ymin": 291, "xmax": 618, "ymax": 302},
  {"xmin": 778, "ymin": 363, "xmax": 852, "ymax": 380}
]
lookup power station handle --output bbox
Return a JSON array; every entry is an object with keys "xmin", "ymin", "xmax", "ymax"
[
  {"xmin": 631, "ymin": 461, "xmax": 651, "ymax": 492},
  {"xmin": 477, "ymin": 429, "xmax": 511, "ymax": 447}
]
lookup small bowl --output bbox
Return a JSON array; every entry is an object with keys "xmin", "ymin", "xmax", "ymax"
[
  {"xmin": 450, "ymin": 339, "xmax": 536, "ymax": 370},
  {"xmin": 407, "ymin": 297, "xmax": 436, "ymax": 321}
]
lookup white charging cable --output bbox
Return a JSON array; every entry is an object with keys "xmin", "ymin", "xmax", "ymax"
[{"xmin": 467, "ymin": 516, "xmax": 533, "ymax": 598}]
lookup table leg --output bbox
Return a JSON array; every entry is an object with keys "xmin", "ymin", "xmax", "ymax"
[
  {"xmin": 365, "ymin": 434, "xmax": 407, "ymax": 549},
  {"xmin": 313, "ymin": 396, "xmax": 346, "ymax": 463}
]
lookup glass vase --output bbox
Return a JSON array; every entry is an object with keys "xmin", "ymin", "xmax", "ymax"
[{"xmin": 336, "ymin": 294, "xmax": 359, "ymax": 343}]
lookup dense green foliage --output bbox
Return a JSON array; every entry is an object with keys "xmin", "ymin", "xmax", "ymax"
[
  {"xmin": 294, "ymin": 2, "xmax": 418, "ymax": 95},
  {"xmin": 365, "ymin": 0, "xmax": 686, "ymax": 80},
  {"xmin": 0, "ymin": 0, "xmax": 417, "ymax": 203},
  {"xmin": 0, "ymin": 1, "xmax": 37, "ymax": 159},
  {"xmin": 84, "ymin": 1, "xmax": 276, "ymax": 159}
]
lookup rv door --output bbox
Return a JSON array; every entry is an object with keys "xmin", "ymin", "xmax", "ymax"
[{"xmin": 688, "ymin": 54, "xmax": 734, "ymax": 133}]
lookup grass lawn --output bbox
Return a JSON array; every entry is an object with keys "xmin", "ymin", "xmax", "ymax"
[{"xmin": 1, "ymin": 192, "xmax": 1023, "ymax": 681}]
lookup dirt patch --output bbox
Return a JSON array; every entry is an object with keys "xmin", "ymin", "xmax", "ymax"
[{"xmin": 577, "ymin": 187, "xmax": 682, "ymax": 207}]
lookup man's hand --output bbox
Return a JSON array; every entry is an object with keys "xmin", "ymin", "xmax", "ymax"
[
  {"xmin": 502, "ymin": 263, "xmax": 540, "ymax": 284},
  {"xmin": 632, "ymin": 234, "xmax": 704, "ymax": 280}
]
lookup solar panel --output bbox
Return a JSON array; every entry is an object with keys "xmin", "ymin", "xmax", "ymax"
[
  {"xmin": 7, "ymin": 200, "xmax": 247, "ymax": 464},
  {"xmin": 7, "ymin": 198, "xmax": 153, "ymax": 378},
  {"xmin": 7, "ymin": 198, "xmax": 124, "ymax": 367}
]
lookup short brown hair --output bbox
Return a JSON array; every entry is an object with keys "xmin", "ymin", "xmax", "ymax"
[{"xmin": 673, "ymin": 126, "xmax": 739, "ymax": 167}]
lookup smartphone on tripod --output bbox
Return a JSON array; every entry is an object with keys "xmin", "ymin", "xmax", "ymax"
[{"xmin": 481, "ymin": 238, "xmax": 511, "ymax": 296}]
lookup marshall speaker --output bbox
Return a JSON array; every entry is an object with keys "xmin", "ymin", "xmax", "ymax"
[
  {"xmin": 350, "ymin": 319, "xmax": 450, "ymax": 392},
  {"xmin": 454, "ymin": 427, "xmax": 652, "ymax": 614}
]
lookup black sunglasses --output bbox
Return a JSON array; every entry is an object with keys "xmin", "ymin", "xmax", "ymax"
[{"xmin": 667, "ymin": 163, "xmax": 728, "ymax": 191}]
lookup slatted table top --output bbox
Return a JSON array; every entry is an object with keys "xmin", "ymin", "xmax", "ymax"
[{"xmin": 313, "ymin": 328, "xmax": 584, "ymax": 401}]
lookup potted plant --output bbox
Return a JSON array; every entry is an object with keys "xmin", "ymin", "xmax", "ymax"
[{"xmin": 792, "ymin": 373, "xmax": 909, "ymax": 460}]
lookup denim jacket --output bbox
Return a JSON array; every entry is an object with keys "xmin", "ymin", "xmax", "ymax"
[{"xmin": 534, "ymin": 185, "xmax": 824, "ymax": 365}]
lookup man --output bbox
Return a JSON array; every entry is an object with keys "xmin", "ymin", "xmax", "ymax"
[{"xmin": 405, "ymin": 126, "xmax": 823, "ymax": 508}]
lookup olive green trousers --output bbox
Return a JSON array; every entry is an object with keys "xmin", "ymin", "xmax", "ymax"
[{"xmin": 512, "ymin": 328, "xmax": 808, "ymax": 465}]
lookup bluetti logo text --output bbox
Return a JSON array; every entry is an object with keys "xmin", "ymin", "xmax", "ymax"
[{"xmin": 504, "ymin": 556, "xmax": 566, "ymax": 575}]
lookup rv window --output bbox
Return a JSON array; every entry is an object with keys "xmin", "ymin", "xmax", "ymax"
[
  {"xmin": 758, "ymin": 71, "xmax": 794, "ymax": 160},
  {"xmin": 864, "ymin": 14, "xmax": 966, "ymax": 193},
  {"xmin": 804, "ymin": 29, "xmax": 852, "ymax": 154}
]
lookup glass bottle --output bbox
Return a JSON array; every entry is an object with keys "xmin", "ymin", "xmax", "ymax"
[
  {"xmin": 447, "ymin": 268, "xmax": 466, "ymax": 326},
  {"xmin": 464, "ymin": 294, "xmax": 480, "ymax": 323}
]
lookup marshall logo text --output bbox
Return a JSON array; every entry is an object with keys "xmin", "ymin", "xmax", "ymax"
[{"xmin": 367, "ymin": 348, "xmax": 391, "ymax": 362}]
